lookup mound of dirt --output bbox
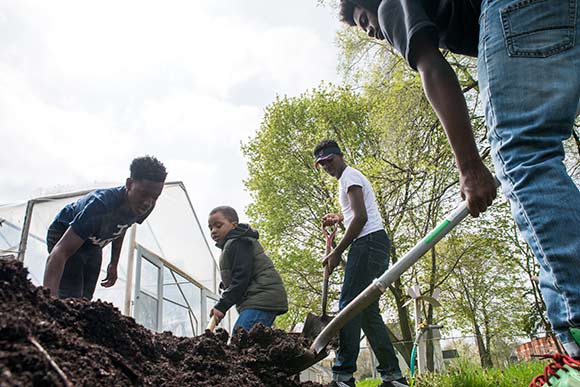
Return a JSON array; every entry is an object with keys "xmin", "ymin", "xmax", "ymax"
[{"xmin": 0, "ymin": 259, "xmax": 322, "ymax": 387}]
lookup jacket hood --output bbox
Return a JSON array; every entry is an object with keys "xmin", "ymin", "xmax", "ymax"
[{"xmin": 216, "ymin": 223, "xmax": 259, "ymax": 249}]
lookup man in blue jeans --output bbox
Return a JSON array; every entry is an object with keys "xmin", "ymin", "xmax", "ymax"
[
  {"xmin": 339, "ymin": 0, "xmax": 580, "ymax": 359},
  {"xmin": 315, "ymin": 139, "xmax": 406, "ymax": 387}
]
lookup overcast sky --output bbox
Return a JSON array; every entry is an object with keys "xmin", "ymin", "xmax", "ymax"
[{"xmin": 0, "ymin": 0, "xmax": 340, "ymax": 231}]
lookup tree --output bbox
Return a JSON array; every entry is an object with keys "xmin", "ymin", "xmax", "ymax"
[
  {"xmin": 242, "ymin": 85, "xmax": 381, "ymax": 331},
  {"xmin": 438, "ymin": 227, "xmax": 529, "ymax": 368},
  {"xmin": 242, "ymin": 77, "xmax": 481, "ymax": 364}
]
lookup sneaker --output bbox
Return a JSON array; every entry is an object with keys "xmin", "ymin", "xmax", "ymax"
[
  {"xmin": 380, "ymin": 378, "xmax": 409, "ymax": 387},
  {"xmin": 326, "ymin": 380, "xmax": 356, "ymax": 387},
  {"xmin": 529, "ymin": 353, "xmax": 580, "ymax": 387}
]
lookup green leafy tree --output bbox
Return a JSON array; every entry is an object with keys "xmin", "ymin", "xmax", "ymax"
[
  {"xmin": 243, "ymin": 76, "xmax": 479, "ymax": 363},
  {"xmin": 438, "ymin": 227, "xmax": 529, "ymax": 368},
  {"xmin": 242, "ymin": 85, "xmax": 381, "ymax": 330}
]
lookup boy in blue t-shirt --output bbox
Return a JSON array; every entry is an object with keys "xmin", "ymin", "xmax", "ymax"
[{"xmin": 44, "ymin": 156, "xmax": 167, "ymax": 299}]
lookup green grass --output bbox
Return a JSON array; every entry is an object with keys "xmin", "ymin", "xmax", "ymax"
[
  {"xmin": 355, "ymin": 360, "xmax": 545, "ymax": 387},
  {"xmin": 355, "ymin": 379, "xmax": 382, "ymax": 387}
]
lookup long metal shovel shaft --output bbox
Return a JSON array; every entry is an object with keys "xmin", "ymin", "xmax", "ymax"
[{"xmin": 310, "ymin": 201, "xmax": 470, "ymax": 355}]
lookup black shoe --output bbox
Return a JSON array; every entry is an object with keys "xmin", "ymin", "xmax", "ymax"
[
  {"xmin": 326, "ymin": 380, "xmax": 356, "ymax": 387},
  {"xmin": 380, "ymin": 378, "xmax": 409, "ymax": 387}
]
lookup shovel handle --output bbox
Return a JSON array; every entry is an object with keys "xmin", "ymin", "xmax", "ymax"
[
  {"xmin": 321, "ymin": 264, "xmax": 330, "ymax": 315},
  {"xmin": 321, "ymin": 224, "xmax": 337, "ymax": 315},
  {"xmin": 322, "ymin": 224, "xmax": 338, "ymax": 254},
  {"xmin": 207, "ymin": 315, "xmax": 218, "ymax": 332}
]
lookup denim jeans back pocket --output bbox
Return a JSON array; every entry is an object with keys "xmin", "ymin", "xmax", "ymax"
[{"xmin": 501, "ymin": 0, "xmax": 576, "ymax": 57}]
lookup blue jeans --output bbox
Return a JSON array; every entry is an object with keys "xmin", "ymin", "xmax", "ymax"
[
  {"xmin": 479, "ymin": 0, "xmax": 580, "ymax": 355},
  {"xmin": 332, "ymin": 230, "xmax": 402, "ymax": 382},
  {"xmin": 233, "ymin": 308, "xmax": 277, "ymax": 332}
]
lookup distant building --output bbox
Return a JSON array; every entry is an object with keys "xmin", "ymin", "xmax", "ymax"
[
  {"xmin": 442, "ymin": 349, "xmax": 459, "ymax": 361},
  {"xmin": 514, "ymin": 336, "xmax": 559, "ymax": 361}
]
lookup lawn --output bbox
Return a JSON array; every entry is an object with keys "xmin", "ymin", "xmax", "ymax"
[{"xmin": 355, "ymin": 360, "xmax": 545, "ymax": 387}]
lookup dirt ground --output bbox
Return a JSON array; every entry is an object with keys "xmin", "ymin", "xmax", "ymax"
[{"xmin": 0, "ymin": 259, "xmax": 323, "ymax": 387}]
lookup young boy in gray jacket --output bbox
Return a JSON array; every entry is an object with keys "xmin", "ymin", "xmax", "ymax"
[{"xmin": 208, "ymin": 206, "xmax": 288, "ymax": 331}]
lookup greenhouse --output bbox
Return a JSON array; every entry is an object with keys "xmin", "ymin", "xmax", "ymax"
[{"xmin": 0, "ymin": 181, "xmax": 238, "ymax": 335}]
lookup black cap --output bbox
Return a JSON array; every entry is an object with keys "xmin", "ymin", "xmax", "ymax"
[{"xmin": 314, "ymin": 145, "xmax": 342, "ymax": 165}]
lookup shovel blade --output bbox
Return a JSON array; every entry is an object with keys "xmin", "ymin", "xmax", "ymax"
[
  {"xmin": 285, "ymin": 347, "xmax": 329, "ymax": 375},
  {"xmin": 302, "ymin": 312, "xmax": 334, "ymax": 340}
]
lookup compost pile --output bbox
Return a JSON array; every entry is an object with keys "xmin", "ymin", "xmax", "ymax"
[{"xmin": 0, "ymin": 259, "xmax": 322, "ymax": 387}]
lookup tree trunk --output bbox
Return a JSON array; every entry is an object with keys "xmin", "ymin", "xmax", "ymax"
[
  {"xmin": 482, "ymin": 313, "xmax": 494, "ymax": 368},
  {"xmin": 426, "ymin": 303, "xmax": 435, "ymax": 372},
  {"xmin": 391, "ymin": 283, "xmax": 413, "ymax": 364},
  {"xmin": 426, "ymin": 246, "xmax": 437, "ymax": 372},
  {"xmin": 474, "ymin": 320, "xmax": 493, "ymax": 368}
]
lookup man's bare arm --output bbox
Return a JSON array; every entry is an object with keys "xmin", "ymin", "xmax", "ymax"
[
  {"xmin": 101, "ymin": 230, "xmax": 126, "ymax": 288},
  {"xmin": 322, "ymin": 186, "xmax": 367, "ymax": 273},
  {"xmin": 413, "ymin": 32, "xmax": 496, "ymax": 216},
  {"xmin": 43, "ymin": 227, "xmax": 84, "ymax": 297}
]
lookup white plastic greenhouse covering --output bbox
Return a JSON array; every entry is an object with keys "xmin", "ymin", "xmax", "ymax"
[{"xmin": 0, "ymin": 181, "xmax": 238, "ymax": 336}]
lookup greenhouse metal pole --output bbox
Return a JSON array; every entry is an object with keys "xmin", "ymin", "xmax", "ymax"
[
  {"xmin": 124, "ymin": 224, "xmax": 137, "ymax": 316},
  {"xmin": 16, "ymin": 200, "xmax": 35, "ymax": 262}
]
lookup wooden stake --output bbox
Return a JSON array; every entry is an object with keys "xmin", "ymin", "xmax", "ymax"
[{"xmin": 29, "ymin": 336, "xmax": 73, "ymax": 387}]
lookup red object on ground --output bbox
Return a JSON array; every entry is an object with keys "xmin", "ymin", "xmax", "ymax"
[{"xmin": 528, "ymin": 353, "xmax": 580, "ymax": 387}]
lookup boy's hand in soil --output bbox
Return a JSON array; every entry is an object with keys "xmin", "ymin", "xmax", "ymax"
[
  {"xmin": 322, "ymin": 213, "xmax": 343, "ymax": 227},
  {"xmin": 210, "ymin": 308, "xmax": 224, "ymax": 323},
  {"xmin": 100, "ymin": 263, "xmax": 118, "ymax": 288}
]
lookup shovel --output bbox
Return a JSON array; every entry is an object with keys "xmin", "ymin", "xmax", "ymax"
[
  {"xmin": 206, "ymin": 315, "xmax": 218, "ymax": 332},
  {"xmin": 286, "ymin": 185, "xmax": 499, "ymax": 374},
  {"xmin": 302, "ymin": 224, "xmax": 338, "ymax": 340}
]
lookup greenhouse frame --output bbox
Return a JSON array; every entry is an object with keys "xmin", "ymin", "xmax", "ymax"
[{"xmin": 0, "ymin": 181, "xmax": 238, "ymax": 335}]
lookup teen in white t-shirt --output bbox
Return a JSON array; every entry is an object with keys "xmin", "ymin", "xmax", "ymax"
[
  {"xmin": 338, "ymin": 165, "xmax": 384, "ymax": 239},
  {"xmin": 314, "ymin": 139, "xmax": 404, "ymax": 386}
]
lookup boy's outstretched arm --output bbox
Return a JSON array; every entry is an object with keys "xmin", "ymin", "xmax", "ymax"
[
  {"xmin": 212, "ymin": 240, "xmax": 253, "ymax": 320},
  {"xmin": 101, "ymin": 229, "xmax": 126, "ymax": 288},
  {"xmin": 412, "ymin": 32, "xmax": 497, "ymax": 217}
]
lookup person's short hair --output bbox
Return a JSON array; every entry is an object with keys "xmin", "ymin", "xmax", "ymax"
[
  {"xmin": 339, "ymin": 0, "xmax": 382, "ymax": 26},
  {"xmin": 130, "ymin": 156, "xmax": 167, "ymax": 182},
  {"xmin": 210, "ymin": 206, "xmax": 239, "ymax": 223}
]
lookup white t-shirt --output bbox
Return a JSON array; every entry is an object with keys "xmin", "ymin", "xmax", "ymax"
[{"xmin": 338, "ymin": 166, "xmax": 384, "ymax": 239}]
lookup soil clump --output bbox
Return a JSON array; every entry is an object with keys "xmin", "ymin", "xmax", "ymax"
[{"xmin": 0, "ymin": 259, "xmax": 322, "ymax": 387}]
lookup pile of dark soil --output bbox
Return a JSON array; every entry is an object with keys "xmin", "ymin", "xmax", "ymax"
[{"xmin": 0, "ymin": 259, "xmax": 322, "ymax": 386}]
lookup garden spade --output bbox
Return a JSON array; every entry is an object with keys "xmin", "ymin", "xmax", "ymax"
[
  {"xmin": 287, "ymin": 179, "xmax": 499, "ymax": 375},
  {"xmin": 302, "ymin": 224, "xmax": 338, "ymax": 340}
]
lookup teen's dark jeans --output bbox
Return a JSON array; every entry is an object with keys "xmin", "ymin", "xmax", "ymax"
[
  {"xmin": 332, "ymin": 230, "xmax": 402, "ymax": 383},
  {"xmin": 46, "ymin": 222, "xmax": 102, "ymax": 299}
]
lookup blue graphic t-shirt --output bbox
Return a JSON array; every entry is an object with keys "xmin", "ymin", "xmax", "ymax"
[{"xmin": 52, "ymin": 186, "xmax": 152, "ymax": 248}]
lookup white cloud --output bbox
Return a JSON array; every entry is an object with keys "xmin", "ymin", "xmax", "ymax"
[{"xmin": 0, "ymin": 0, "xmax": 340, "ymax": 230}]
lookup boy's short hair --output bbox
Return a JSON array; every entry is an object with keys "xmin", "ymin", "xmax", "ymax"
[
  {"xmin": 210, "ymin": 206, "xmax": 239, "ymax": 223},
  {"xmin": 130, "ymin": 156, "xmax": 167, "ymax": 182},
  {"xmin": 339, "ymin": 0, "xmax": 382, "ymax": 26}
]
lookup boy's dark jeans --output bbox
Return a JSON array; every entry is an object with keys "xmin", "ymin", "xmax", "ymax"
[
  {"xmin": 46, "ymin": 222, "xmax": 102, "ymax": 300},
  {"xmin": 332, "ymin": 230, "xmax": 403, "ymax": 382}
]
